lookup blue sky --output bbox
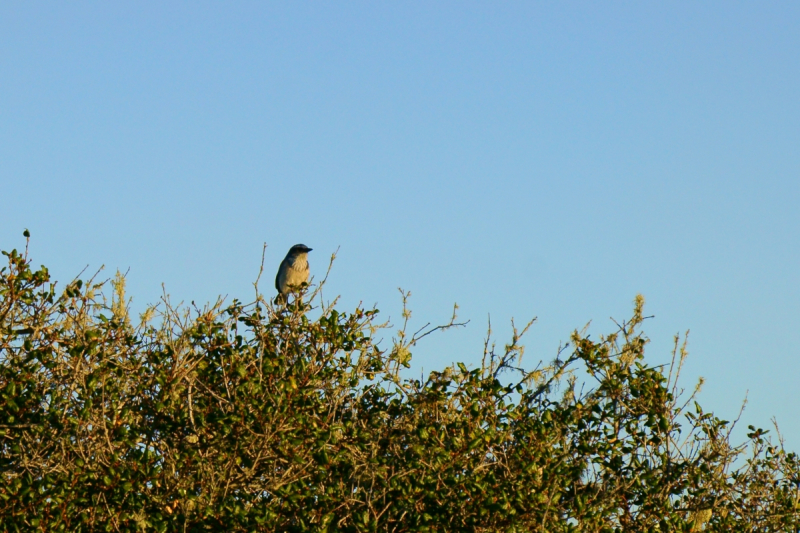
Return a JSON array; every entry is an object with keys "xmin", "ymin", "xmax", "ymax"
[{"xmin": 2, "ymin": 2, "xmax": 799, "ymax": 447}]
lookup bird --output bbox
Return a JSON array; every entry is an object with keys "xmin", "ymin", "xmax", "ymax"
[{"xmin": 275, "ymin": 244, "xmax": 312, "ymax": 303}]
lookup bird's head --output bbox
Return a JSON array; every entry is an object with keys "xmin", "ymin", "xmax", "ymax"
[{"xmin": 287, "ymin": 244, "xmax": 312, "ymax": 256}]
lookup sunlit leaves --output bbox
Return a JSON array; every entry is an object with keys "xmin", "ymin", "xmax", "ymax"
[{"xmin": 1, "ymin": 247, "xmax": 799, "ymax": 531}]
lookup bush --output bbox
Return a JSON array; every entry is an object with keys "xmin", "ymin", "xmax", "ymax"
[{"xmin": 1, "ymin": 238, "xmax": 799, "ymax": 532}]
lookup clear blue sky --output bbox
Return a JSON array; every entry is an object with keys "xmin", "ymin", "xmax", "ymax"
[{"xmin": 2, "ymin": 3, "xmax": 799, "ymax": 447}]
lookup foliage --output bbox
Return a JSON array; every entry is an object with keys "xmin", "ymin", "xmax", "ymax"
[{"xmin": 1, "ymin": 237, "xmax": 799, "ymax": 532}]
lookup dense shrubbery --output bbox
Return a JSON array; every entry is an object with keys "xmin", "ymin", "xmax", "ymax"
[{"xmin": 2, "ymin": 238, "xmax": 799, "ymax": 532}]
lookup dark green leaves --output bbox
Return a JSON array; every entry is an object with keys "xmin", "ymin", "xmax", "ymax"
[{"xmin": 1, "ymin": 246, "xmax": 798, "ymax": 532}]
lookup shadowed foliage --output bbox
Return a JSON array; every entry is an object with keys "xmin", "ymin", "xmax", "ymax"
[{"xmin": 2, "ymin": 238, "xmax": 799, "ymax": 532}]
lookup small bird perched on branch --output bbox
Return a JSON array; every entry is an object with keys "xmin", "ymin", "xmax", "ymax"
[{"xmin": 275, "ymin": 244, "xmax": 312, "ymax": 304}]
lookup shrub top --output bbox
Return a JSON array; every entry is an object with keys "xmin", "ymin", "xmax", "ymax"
[{"xmin": 1, "ymin": 241, "xmax": 799, "ymax": 532}]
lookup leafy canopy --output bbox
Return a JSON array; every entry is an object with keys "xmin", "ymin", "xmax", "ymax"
[{"xmin": 1, "ymin": 237, "xmax": 799, "ymax": 532}]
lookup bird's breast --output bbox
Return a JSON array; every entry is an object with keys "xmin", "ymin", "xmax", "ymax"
[{"xmin": 285, "ymin": 258, "xmax": 309, "ymax": 286}]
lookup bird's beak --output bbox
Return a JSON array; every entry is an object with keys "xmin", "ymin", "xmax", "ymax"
[{"xmin": 307, "ymin": 248, "xmax": 313, "ymax": 252}]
